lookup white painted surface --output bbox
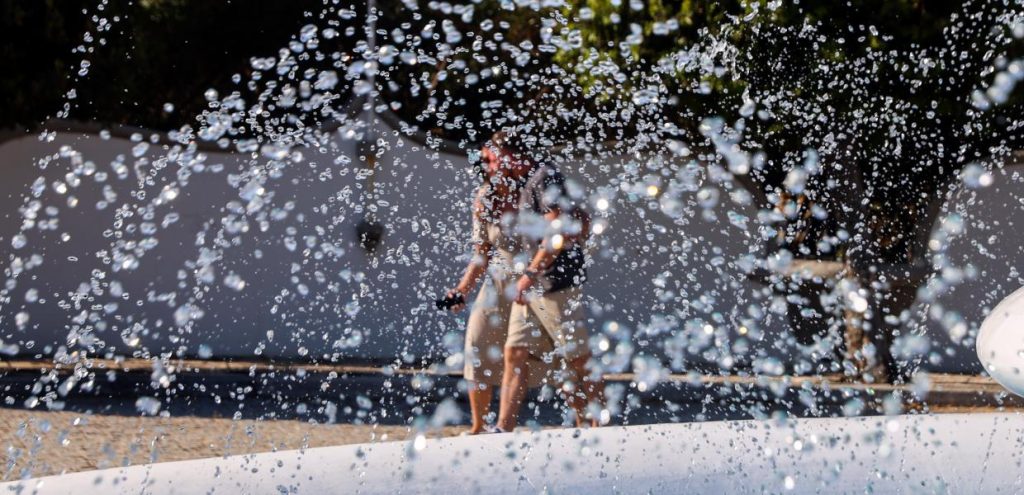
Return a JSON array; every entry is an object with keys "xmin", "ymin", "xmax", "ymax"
[
  {"xmin": 977, "ymin": 286, "xmax": 1024, "ymax": 397},
  {"xmin": 4, "ymin": 125, "xmax": 1022, "ymax": 373},
  {"xmin": 0, "ymin": 125, "xmax": 762, "ymax": 367},
  {"xmin": 2, "ymin": 413, "xmax": 1021, "ymax": 494},
  {"xmin": 908, "ymin": 163, "xmax": 1024, "ymax": 373}
]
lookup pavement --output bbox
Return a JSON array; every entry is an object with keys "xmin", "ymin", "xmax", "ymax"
[
  {"xmin": 1, "ymin": 358, "xmax": 1021, "ymax": 480},
  {"xmin": 1, "ymin": 408, "xmax": 465, "ymax": 481}
]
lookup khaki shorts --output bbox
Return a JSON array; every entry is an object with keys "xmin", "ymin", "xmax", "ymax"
[
  {"xmin": 507, "ymin": 286, "xmax": 590, "ymax": 362},
  {"xmin": 464, "ymin": 277, "xmax": 552, "ymax": 387}
]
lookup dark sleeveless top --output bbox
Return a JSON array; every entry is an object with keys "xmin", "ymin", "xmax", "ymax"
[{"xmin": 516, "ymin": 163, "xmax": 587, "ymax": 294}]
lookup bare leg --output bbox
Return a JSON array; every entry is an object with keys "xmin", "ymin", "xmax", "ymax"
[
  {"xmin": 497, "ymin": 346, "xmax": 531, "ymax": 432},
  {"xmin": 467, "ymin": 381, "xmax": 493, "ymax": 434},
  {"xmin": 563, "ymin": 354, "xmax": 605, "ymax": 427}
]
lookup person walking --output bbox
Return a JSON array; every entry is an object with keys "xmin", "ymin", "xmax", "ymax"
[
  {"xmin": 445, "ymin": 133, "xmax": 553, "ymax": 434},
  {"xmin": 484, "ymin": 131, "xmax": 605, "ymax": 432}
]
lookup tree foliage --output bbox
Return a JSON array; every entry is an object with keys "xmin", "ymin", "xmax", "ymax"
[
  {"xmin": 0, "ymin": 0, "xmax": 325, "ymax": 131},
  {"xmin": 4, "ymin": 0, "xmax": 1022, "ymax": 269},
  {"xmin": 554, "ymin": 0, "xmax": 1024, "ymax": 265}
]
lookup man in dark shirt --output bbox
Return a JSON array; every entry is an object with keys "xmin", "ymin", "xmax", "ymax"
[{"xmin": 484, "ymin": 131, "xmax": 605, "ymax": 431}]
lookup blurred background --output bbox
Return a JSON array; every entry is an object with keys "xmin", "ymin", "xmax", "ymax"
[{"xmin": 1, "ymin": 0, "xmax": 1024, "ymax": 479}]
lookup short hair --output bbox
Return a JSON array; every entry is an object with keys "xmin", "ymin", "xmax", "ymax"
[{"xmin": 486, "ymin": 130, "xmax": 528, "ymax": 157}]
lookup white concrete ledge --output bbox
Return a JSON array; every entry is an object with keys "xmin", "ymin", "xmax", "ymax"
[{"xmin": 3, "ymin": 413, "xmax": 1021, "ymax": 494}]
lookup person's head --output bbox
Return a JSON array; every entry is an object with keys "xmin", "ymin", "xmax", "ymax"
[
  {"xmin": 473, "ymin": 131, "xmax": 531, "ymax": 222},
  {"xmin": 481, "ymin": 130, "xmax": 533, "ymax": 182}
]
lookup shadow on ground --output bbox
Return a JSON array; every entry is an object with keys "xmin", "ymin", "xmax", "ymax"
[{"xmin": 0, "ymin": 369, "xmax": 911, "ymax": 427}]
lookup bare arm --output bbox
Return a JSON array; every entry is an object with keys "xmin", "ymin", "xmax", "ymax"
[
  {"xmin": 525, "ymin": 207, "xmax": 588, "ymax": 274},
  {"xmin": 456, "ymin": 245, "xmax": 491, "ymax": 295},
  {"xmin": 446, "ymin": 242, "xmax": 491, "ymax": 313},
  {"xmin": 515, "ymin": 207, "xmax": 589, "ymax": 304},
  {"xmin": 450, "ymin": 191, "xmax": 492, "ymax": 309}
]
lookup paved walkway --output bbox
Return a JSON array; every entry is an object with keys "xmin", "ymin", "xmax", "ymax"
[
  {"xmin": 2, "ymin": 358, "xmax": 1021, "ymax": 481},
  {"xmin": 3, "ymin": 403, "xmax": 1019, "ymax": 482},
  {"xmin": 0, "ymin": 356, "xmax": 1013, "ymax": 395},
  {"xmin": 1, "ymin": 409, "xmax": 463, "ymax": 481}
]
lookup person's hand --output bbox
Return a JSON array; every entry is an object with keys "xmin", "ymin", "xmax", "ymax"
[
  {"xmin": 513, "ymin": 274, "xmax": 535, "ymax": 305},
  {"xmin": 447, "ymin": 288, "xmax": 468, "ymax": 313}
]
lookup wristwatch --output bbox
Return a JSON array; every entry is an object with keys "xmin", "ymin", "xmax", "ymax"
[{"xmin": 523, "ymin": 267, "xmax": 542, "ymax": 280}]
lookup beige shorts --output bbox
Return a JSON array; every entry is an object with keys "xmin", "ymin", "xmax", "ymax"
[
  {"xmin": 507, "ymin": 286, "xmax": 590, "ymax": 362},
  {"xmin": 463, "ymin": 277, "xmax": 552, "ymax": 387}
]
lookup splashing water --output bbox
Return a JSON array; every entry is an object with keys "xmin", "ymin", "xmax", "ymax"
[{"xmin": 2, "ymin": 0, "xmax": 1024, "ymax": 488}]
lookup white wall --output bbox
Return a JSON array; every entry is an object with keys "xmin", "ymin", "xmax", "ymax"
[
  {"xmin": 2, "ymin": 121, "xmax": 1004, "ymax": 374},
  {"xmin": 0, "ymin": 123, "xmax": 765, "ymax": 368},
  {"xmin": 906, "ymin": 161, "xmax": 1024, "ymax": 373}
]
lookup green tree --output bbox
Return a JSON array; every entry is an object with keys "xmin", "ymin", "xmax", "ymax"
[
  {"xmin": 0, "ymin": 0, "xmax": 327, "ymax": 131},
  {"xmin": 553, "ymin": 0, "xmax": 1024, "ymax": 380}
]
